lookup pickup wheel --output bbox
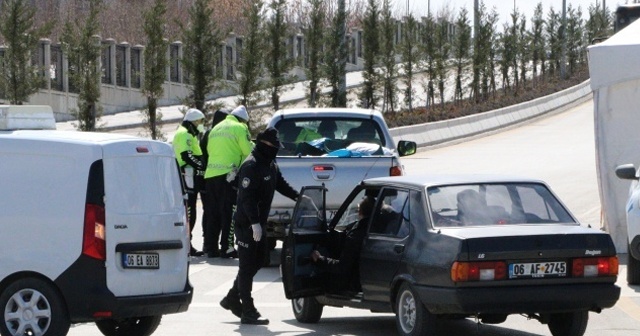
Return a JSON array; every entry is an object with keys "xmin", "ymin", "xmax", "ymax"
[
  {"xmin": 96, "ymin": 315, "xmax": 162, "ymax": 336},
  {"xmin": 395, "ymin": 283, "xmax": 436, "ymax": 336},
  {"xmin": 547, "ymin": 311, "xmax": 588, "ymax": 336},
  {"xmin": 0, "ymin": 277, "xmax": 70, "ymax": 336},
  {"xmin": 628, "ymin": 244, "xmax": 640, "ymax": 284},
  {"xmin": 292, "ymin": 297, "xmax": 323, "ymax": 323}
]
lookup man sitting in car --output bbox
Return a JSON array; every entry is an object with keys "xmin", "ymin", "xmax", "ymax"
[{"xmin": 310, "ymin": 196, "xmax": 374, "ymax": 292}]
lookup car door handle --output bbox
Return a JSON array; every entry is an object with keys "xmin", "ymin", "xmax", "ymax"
[{"xmin": 394, "ymin": 244, "xmax": 405, "ymax": 254}]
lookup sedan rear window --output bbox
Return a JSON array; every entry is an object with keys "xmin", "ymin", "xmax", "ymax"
[{"xmin": 427, "ymin": 183, "xmax": 576, "ymax": 227}]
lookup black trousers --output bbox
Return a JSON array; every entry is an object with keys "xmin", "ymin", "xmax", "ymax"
[
  {"xmin": 204, "ymin": 175, "xmax": 237, "ymax": 253},
  {"xmin": 186, "ymin": 190, "xmax": 198, "ymax": 237},
  {"xmin": 230, "ymin": 224, "xmax": 267, "ymax": 304}
]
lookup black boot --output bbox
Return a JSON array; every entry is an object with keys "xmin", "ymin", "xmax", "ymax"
[
  {"xmin": 220, "ymin": 289, "xmax": 242, "ymax": 318},
  {"xmin": 241, "ymin": 299, "xmax": 269, "ymax": 325},
  {"xmin": 190, "ymin": 244, "xmax": 204, "ymax": 257}
]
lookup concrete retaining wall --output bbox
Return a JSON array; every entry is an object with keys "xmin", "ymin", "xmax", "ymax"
[{"xmin": 389, "ymin": 80, "xmax": 592, "ymax": 148}]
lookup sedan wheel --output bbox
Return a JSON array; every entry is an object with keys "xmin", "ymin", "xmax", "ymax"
[
  {"xmin": 395, "ymin": 283, "xmax": 435, "ymax": 336},
  {"xmin": 548, "ymin": 310, "xmax": 589, "ymax": 336},
  {"xmin": 0, "ymin": 278, "xmax": 70, "ymax": 336},
  {"xmin": 96, "ymin": 315, "xmax": 162, "ymax": 336},
  {"xmin": 291, "ymin": 297, "xmax": 323, "ymax": 323}
]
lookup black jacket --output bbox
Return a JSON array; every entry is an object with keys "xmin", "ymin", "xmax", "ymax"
[{"xmin": 234, "ymin": 148, "xmax": 298, "ymax": 229}]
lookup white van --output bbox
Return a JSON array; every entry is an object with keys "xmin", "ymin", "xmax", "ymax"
[{"xmin": 0, "ymin": 106, "xmax": 192, "ymax": 336}]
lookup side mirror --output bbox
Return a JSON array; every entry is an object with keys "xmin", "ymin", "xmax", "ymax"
[
  {"xmin": 397, "ymin": 140, "xmax": 417, "ymax": 157},
  {"xmin": 615, "ymin": 164, "xmax": 638, "ymax": 180}
]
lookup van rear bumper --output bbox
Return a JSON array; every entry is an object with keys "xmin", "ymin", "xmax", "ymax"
[
  {"xmin": 108, "ymin": 284, "xmax": 193, "ymax": 318},
  {"xmin": 55, "ymin": 255, "xmax": 193, "ymax": 323}
]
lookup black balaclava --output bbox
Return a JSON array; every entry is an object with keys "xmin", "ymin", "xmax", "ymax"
[
  {"xmin": 256, "ymin": 127, "xmax": 281, "ymax": 162},
  {"xmin": 256, "ymin": 141, "xmax": 279, "ymax": 162}
]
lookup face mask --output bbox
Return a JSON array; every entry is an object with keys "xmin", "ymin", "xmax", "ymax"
[
  {"xmin": 257, "ymin": 142, "xmax": 279, "ymax": 161},
  {"xmin": 197, "ymin": 124, "xmax": 205, "ymax": 133}
]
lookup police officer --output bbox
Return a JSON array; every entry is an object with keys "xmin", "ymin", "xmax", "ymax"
[
  {"xmin": 199, "ymin": 108, "xmax": 230, "ymax": 254},
  {"xmin": 219, "ymin": 128, "xmax": 298, "ymax": 325},
  {"xmin": 173, "ymin": 108, "xmax": 206, "ymax": 257},
  {"xmin": 204, "ymin": 105, "xmax": 253, "ymax": 258}
]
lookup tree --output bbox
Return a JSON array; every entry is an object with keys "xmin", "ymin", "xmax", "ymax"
[
  {"xmin": 471, "ymin": 2, "xmax": 489, "ymax": 103},
  {"xmin": 566, "ymin": 5, "xmax": 584, "ymax": 76},
  {"xmin": 586, "ymin": 1, "xmax": 611, "ymax": 43},
  {"xmin": 452, "ymin": 7, "xmax": 471, "ymax": 104},
  {"xmin": 434, "ymin": 16, "xmax": 451, "ymax": 111},
  {"xmin": 303, "ymin": 0, "xmax": 326, "ymax": 107},
  {"xmin": 265, "ymin": 0, "xmax": 294, "ymax": 111},
  {"xmin": 379, "ymin": 0, "xmax": 397, "ymax": 113},
  {"xmin": 358, "ymin": 0, "xmax": 380, "ymax": 109},
  {"xmin": 516, "ymin": 12, "xmax": 529, "ymax": 92},
  {"xmin": 0, "ymin": 0, "xmax": 52, "ymax": 104},
  {"xmin": 545, "ymin": 7, "xmax": 561, "ymax": 76},
  {"xmin": 236, "ymin": 0, "xmax": 266, "ymax": 107},
  {"xmin": 60, "ymin": 0, "xmax": 102, "ymax": 131},
  {"xmin": 422, "ymin": 14, "xmax": 437, "ymax": 108},
  {"xmin": 530, "ymin": 3, "xmax": 546, "ymax": 86},
  {"xmin": 179, "ymin": 0, "xmax": 225, "ymax": 112},
  {"xmin": 323, "ymin": 0, "xmax": 347, "ymax": 107},
  {"xmin": 505, "ymin": 10, "xmax": 520, "ymax": 93},
  {"xmin": 399, "ymin": 14, "xmax": 420, "ymax": 113},
  {"xmin": 142, "ymin": 0, "xmax": 169, "ymax": 140}
]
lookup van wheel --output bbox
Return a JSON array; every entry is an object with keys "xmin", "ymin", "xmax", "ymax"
[
  {"xmin": 96, "ymin": 315, "xmax": 162, "ymax": 336},
  {"xmin": 628, "ymin": 245, "xmax": 640, "ymax": 284},
  {"xmin": 292, "ymin": 297, "xmax": 323, "ymax": 323},
  {"xmin": 548, "ymin": 310, "xmax": 588, "ymax": 336},
  {"xmin": 0, "ymin": 277, "xmax": 70, "ymax": 336},
  {"xmin": 395, "ymin": 283, "xmax": 435, "ymax": 336}
]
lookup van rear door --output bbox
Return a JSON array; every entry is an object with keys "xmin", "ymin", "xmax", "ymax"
[{"xmin": 102, "ymin": 140, "xmax": 189, "ymax": 297}]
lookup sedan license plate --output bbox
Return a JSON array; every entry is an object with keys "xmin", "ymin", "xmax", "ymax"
[
  {"xmin": 509, "ymin": 261, "xmax": 566, "ymax": 279},
  {"xmin": 122, "ymin": 253, "xmax": 159, "ymax": 269}
]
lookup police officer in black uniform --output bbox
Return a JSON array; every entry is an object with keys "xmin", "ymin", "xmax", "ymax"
[{"xmin": 219, "ymin": 127, "xmax": 298, "ymax": 325}]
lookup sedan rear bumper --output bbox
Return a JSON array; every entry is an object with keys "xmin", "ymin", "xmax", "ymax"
[{"xmin": 415, "ymin": 283, "xmax": 620, "ymax": 315}]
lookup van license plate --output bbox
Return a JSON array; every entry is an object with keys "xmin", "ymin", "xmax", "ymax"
[
  {"xmin": 509, "ymin": 261, "xmax": 566, "ymax": 279},
  {"xmin": 123, "ymin": 253, "xmax": 159, "ymax": 269}
]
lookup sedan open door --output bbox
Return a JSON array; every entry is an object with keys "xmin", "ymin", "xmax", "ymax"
[{"xmin": 281, "ymin": 186, "xmax": 328, "ymax": 299}]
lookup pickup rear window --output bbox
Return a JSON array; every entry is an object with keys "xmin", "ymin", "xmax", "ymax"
[{"xmin": 275, "ymin": 118, "xmax": 385, "ymax": 156}]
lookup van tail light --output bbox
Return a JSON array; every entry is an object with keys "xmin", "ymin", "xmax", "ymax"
[
  {"xmin": 83, "ymin": 203, "xmax": 106, "ymax": 261},
  {"xmin": 572, "ymin": 256, "xmax": 619, "ymax": 277},
  {"xmin": 451, "ymin": 261, "xmax": 507, "ymax": 282},
  {"xmin": 390, "ymin": 165, "xmax": 403, "ymax": 176}
]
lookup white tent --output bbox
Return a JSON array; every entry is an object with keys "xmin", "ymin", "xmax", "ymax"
[{"xmin": 588, "ymin": 19, "xmax": 640, "ymax": 253}]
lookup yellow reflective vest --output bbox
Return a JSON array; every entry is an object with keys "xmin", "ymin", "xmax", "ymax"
[
  {"xmin": 173, "ymin": 125, "xmax": 202, "ymax": 168},
  {"xmin": 204, "ymin": 115, "xmax": 254, "ymax": 179}
]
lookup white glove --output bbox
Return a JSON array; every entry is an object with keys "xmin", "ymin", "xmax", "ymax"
[{"xmin": 251, "ymin": 224, "xmax": 262, "ymax": 242}]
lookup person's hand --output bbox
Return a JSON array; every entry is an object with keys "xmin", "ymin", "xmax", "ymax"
[
  {"xmin": 310, "ymin": 250, "xmax": 322, "ymax": 262},
  {"xmin": 251, "ymin": 224, "xmax": 262, "ymax": 242}
]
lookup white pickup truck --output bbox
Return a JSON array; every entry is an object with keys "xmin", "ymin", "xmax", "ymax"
[{"xmin": 264, "ymin": 108, "xmax": 417, "ymax": 248}]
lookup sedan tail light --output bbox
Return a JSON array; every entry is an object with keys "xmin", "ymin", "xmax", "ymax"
[
  {"xmin": 572, "ymin": 256, "xmax": 619, "ymax": 277},
  {"xmin": 451, "ymin": 261, "xmax": 507, "ymax": 282},
  {"xmin": 83, "ymin": 203, "xmax": 106, "ymax": 261}
]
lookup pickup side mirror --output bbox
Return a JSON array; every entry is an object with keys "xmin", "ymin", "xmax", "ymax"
[
  {"xmin": 397, "ymin": 140, "xmax": 417, "ymax": 157},
  {"xmin": 615, "ymin": 164, "xmax": 638, "ymax": 180}
]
